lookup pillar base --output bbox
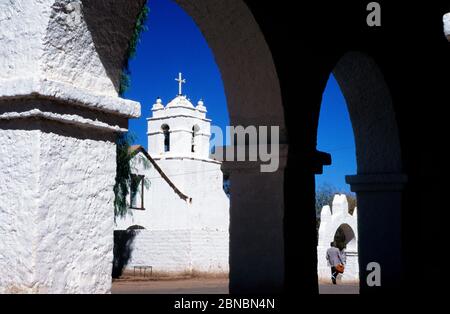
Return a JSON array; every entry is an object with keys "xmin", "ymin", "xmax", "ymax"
[
  {"xmin": 0, "ymin": 81, "xmax": 140, "ymax": 293},
  {"xmin": 346, "ymin": 173, "xmax": 407, "ymax": 294}
]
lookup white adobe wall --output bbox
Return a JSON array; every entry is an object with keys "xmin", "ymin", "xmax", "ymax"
[
  {"xmin": 115, "ymin": 152, "xmax": 229, "ymax": 275},
  {"xmin": 122, "ymin": 229, "xmax": 229, "ymax": 275},
  {"xmin": 36, "ymin": 131, "xmax": 116, "ymax": 293},
  {"xmin": 0, "ymin": 128, "xmax": 40, "ymax": 293},
  {"xmin": 0, "ymin": 0, "xmax": 143, "ymax": 293},
  {"xmin": 0, "ymin": 0, "xmax": 117, "ymax": 96},
  {"xmin": 125, "ymin": 230, "xmax": 192, "ymax": 274},
  {"xmin": 190, "ymin": 229, "xmax": 229, "ymax": 274},
  {"xmin": 0, "ymin": 124, "xmax": 117, "ymax": 293},
  {"xmin": 0, "ymin": 1, "xmax": 48, "ymax": 81},
  {"xmin": 116, "ymin": 153, "xmax": 229, "ymax": 231},
  {"xmin": 444, "ymin": 13, "xmax": 450, "ymax": 40},
  {"xmin": 317, "ymin": 194, "xmax": 359, "ymax": 283}
]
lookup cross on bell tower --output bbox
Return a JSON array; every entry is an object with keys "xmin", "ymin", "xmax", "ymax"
[
  {"xmin": 148, "ymin": 74, "xmax": 211, "ymax": 158},
  {"xmin": 175, "ymin": 72, "xmax": 186, "ymax": 95}
]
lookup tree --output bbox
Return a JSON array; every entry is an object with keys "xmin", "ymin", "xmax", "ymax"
[
  {"xmin": 315, "ymin": 183, "xmax": 336, "ymax": 236},
  {"xmin": 113, "ymin": 133, "xmax": 152, "ymax": 221}
]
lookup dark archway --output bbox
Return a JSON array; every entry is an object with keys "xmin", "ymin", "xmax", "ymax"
[
  {"xmin": 173, "ymin": 0, "xmax": 286, "ymax": 294},
  {"xmin": 331, "ymin": 52, "xmax": 406, "ymax": 293},
  {"xmin": 4, "ymin": 0, "xmax": 447, "ymax": 297},
  {"xmin": 112, "ymin": 229, "xmax": 137, "ymax": 278},
  {"xmin": 112, "ymin": 0, "xmax": 448, "ymax": 298},
  {"xmin": 82, "ymin": 0, "xmax": 444, "ymax": 295},
  {"xmin": 132, "ymin": 2, "xmax": 402, "ymax": 295},
  {"xmin": 333, "ymin": 52, "xmax": 402, "ymax": 174},
  {"xmin": 127, "ymin": 225, "xmax": 146, "ymax": 231},
  {"xmin": 334, "ymin": 223, "xmax": 356, "ymax": 251},
  {"xmin": 161, "ymin": 124, "xmax": 170, "ymax": 152}
]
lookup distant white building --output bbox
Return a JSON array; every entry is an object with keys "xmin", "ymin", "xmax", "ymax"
[
  {"xmin": 115, "ymin": 74, "xmax": 230, "ymax": 276},
  {"xmin": 317, "ymin": 194, "xmax": 359, "ymax": 283}
]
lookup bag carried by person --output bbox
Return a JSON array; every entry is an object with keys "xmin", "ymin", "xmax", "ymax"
[{"xmin": 336, "ymin": 263, "xmax": 345, "ymax": 274}]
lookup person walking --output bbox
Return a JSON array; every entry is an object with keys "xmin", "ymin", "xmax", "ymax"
[{"xmin": 326, "ymin": 241, "xmax": 344, "ymax": 284}]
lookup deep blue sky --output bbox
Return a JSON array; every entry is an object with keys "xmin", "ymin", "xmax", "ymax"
[
  {"xmin": 124, "ymin": 0, "xmax": 356, "ymax": 193},
  {"xmin": 124, "ymin": 0, "xmax": 229, "ymax": 147},
  {"xmin": 316, "ymin": 75, "xmax": 356, "ymax": 193}
]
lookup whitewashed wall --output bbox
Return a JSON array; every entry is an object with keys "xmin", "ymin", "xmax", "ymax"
[
  {"xmin": 444, "ymin": 13, "xmax": 450, "ymax": 40},
  {"xmin": 115, "ymin": 152, "xmax": 229, "ymax": 275},
  {"xmin": 0, "ymin": 125, "xmax": 117, "ymax": 293},
  {"xmin": 123, "ymin": 229, "xmax": 229, "ymax": 275},
  {"xmin": 0, "ymin": 0, "xmax": 143, "ymax": 293},
  {"xmin": 317, "ymin": 194, "xmax": 359, "ymax": 283}
]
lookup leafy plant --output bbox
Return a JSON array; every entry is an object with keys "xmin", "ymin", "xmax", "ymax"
[
  {"xmin": 114, "ymin": 133, "xmax": 152, "ymax": 220},
  {"xmin": 128, "ymin": 4, "xmax": 149, "ymax": 59},
  {"xmin": 114, "ymin": 1, "xmax": 150, "ymax": 218},
  {"xmin": 119, "ymin": 2, "xmax": 149, "ymax": 96},
  {"xmin": 119, "ymin": 70, "xmax": 131, "ymax": 96},
  {"xmin": 113, "ymin": 133, "xmax": 135, "ymax": 220},
  {"xmin": 315, "ymin": 183, "xmax": 336, "ymax": 218}
]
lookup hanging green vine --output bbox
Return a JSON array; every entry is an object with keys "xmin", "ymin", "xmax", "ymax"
[
  {"xmin": 119, "ymin": 2, "xmax": 149, "ymax": 96},
  {"xmin": 114, "ymin": 2, "xmax": 150, "ymax": 219},
  {"xmin": 113, "ymin": 134, "xmax": 152, "ymax": 221},
  {"xmin": 114, "ymin": 133, "xmax": 135, "ymax": 220}
]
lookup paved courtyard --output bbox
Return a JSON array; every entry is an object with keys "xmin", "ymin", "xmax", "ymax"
[{"xmin": 111, "ymin": 277, "xmax": 359, "ymax": 294}]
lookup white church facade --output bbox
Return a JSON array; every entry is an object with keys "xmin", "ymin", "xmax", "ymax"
[
  {"xmin": 115, "ymin": 74, "xmax": 230, "ymax": 276},
  {"xmin": 317, "ymin": 194, "xmax": 359, "ymax": 283}
]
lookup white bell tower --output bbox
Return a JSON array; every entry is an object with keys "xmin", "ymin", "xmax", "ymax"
[{"xmin": 147, "ymin": 73, "xmax": 212, "ymax": 159}]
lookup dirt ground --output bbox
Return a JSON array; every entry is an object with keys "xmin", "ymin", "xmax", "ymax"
[
  {"xmin": 112, "ymin": 277, "xmax": 229, "ymax": 294},
  {"xmin": 318, "ymin": 282, "xmax": 359, "ymax": 294},
  {"xmin": 111, "ymin": 276, "xmax": 359, "ymax": 294}
]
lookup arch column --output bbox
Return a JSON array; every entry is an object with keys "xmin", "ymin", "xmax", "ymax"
[
  {"xmin": 221, "ymin": 144, "xmax": 288, "ymax": 294},
  {"xmin": 332, "ymin": 51, "xmax": 405, "ymax": 293},
  {"xmin": 346, "ymin": 173, "xmax": 407, "ymax": 293},
  {"xmin": 0, "ymin": 0, "xmax": 144, "ymax": 293},
  {"xmin": 175, "ymin": 0, "xmax": 287, "ymax": 294}
]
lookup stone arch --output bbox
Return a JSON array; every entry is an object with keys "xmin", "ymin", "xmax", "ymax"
[
  {"xmin": 82, "ymin": 0, "xmax": 285, "ymax": 134},
  {"xmin": 334, "ymin": 223, "xmax": 356, "ymax": 251},
  {"xmin": 333, "ymin": 51, "xmax": 402, "ymax": 174},
  {"xmin": 329, "ymin": 51, "xmax": 407, "ymax": 291},
  {"xmin": 0, "ymin": 0, "xmax": 285, "ymax": 294},
  {"xmin": 170, "ymin": 0, "xmax": 286, "ymax": 294},
  {"xmin": 84, "ymin": 0, "xmax": 285, "ymax": 293},
  {"xmin": 321, "ymin": 219, "xmax": 358, "ymax": 251},
  {"xmin": 2, "ymin": 0, "xmax": 444, "ymax": 295},
  {"xmin": 127, "ymin": 225, "xmax": 145, "ymax": 231},
  {"xmin": 174, "ymin": 0, "xmax": 285, "ymax": 136}
]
